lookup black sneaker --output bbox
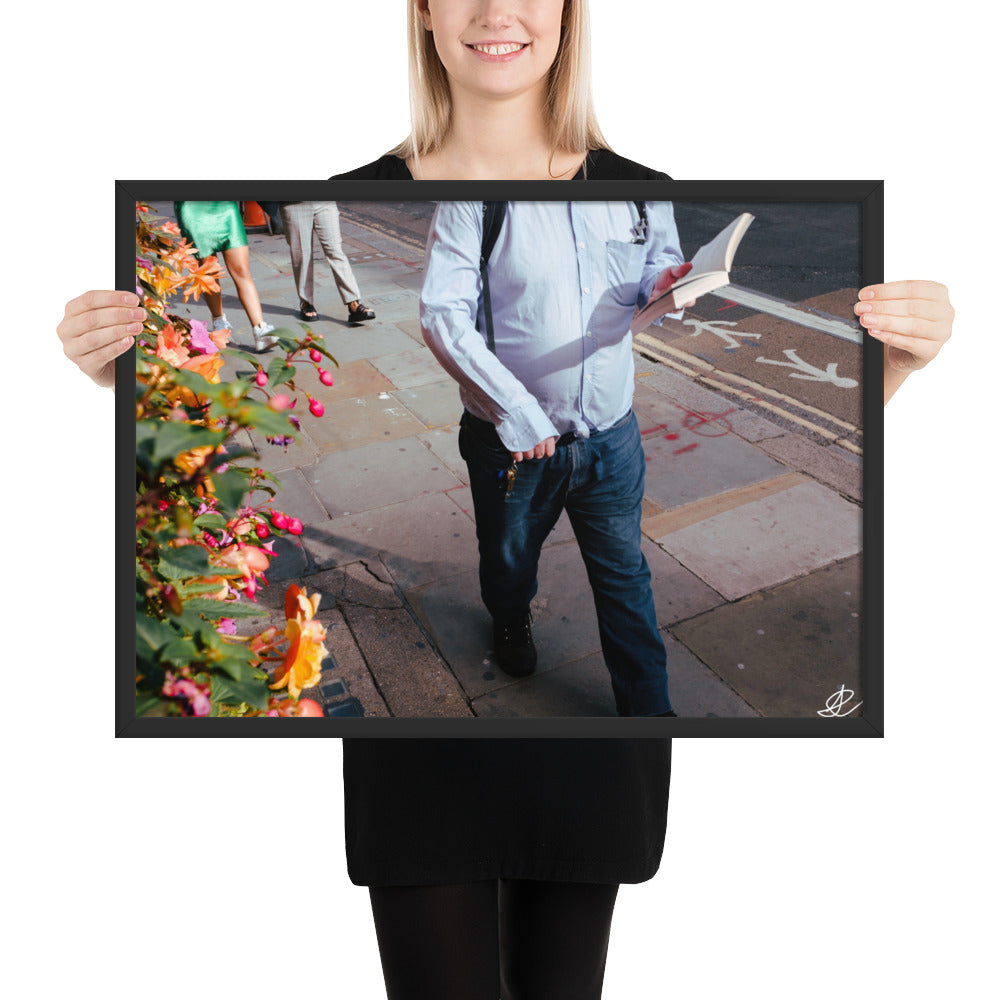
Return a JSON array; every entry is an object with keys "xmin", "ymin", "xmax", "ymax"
[
  {"xmin": 347, "ymin": 302, "xmax": 376, "ymax": 325},
  {"xmin": 492, "ymin": 611, "xmax": 537, "ymax": 677}
]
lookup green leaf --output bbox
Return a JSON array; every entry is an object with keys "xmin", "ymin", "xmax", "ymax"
[
  {"xmin": 157, "ymin": 544, "xmax": 213, "ymax": 580},
  {"xmin": 266, "ymin": 357, "xmax": 297, "ymax": 388},
  {"xmin": 135, "ymin": 612, "xmax": 179, "ymax": 655},
  {"xmin": 136, "ymin": 694, "xmax": 167, "ymax": 717},
  {"xmin": 211, "ymin": 674, "xmax": 270, "ymax": 711},
  {"xmin": 212, "ymin": 643, "xmax": 265, "ymax": 683},
  {"xmin": 210, "ymin": 468, "xmax": 250, "ymax": 513},
  {"xmin": 183, "ymin": 598, "xmax": 269, "ymax": 619},
  {"xmin": 138, "ymin": 422, "xmax": 226, "ymax": 468},
  {"xmin": 193, "ymin": 512, "xmax": 227, "ymax": 530},
  {"xmin": 159, "ymin": 636, "xmax": 201, "ymax": 668}
]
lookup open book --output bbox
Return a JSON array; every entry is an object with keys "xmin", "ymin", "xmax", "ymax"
[{"xmin": 630, "ymin": 212, "xmax": 754, "ymax": 334}]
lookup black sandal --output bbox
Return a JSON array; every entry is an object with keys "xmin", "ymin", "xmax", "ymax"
[{"xmin": 300, "ymin": 302, "xmax": 318, "ymax": 321}]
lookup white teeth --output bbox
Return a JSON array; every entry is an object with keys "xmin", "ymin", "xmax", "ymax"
[{"xmin": 472, "ymin": 43, "xmax": 526, "ymax": 55}]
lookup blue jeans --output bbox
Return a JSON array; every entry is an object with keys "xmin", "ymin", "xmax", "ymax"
[{"xmin": 458, "ymin": 410, "xmax": 671, "ymax": 717}]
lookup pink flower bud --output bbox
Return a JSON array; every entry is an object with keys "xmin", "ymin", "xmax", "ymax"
[
  {"xmin": 255, "ymin": 523, "xmax": 270, "ymax": 540},
  {"xmin": 255, "ymin": 370, "xmax": 268, "ymax": 387},
  {"xmin": 286, "ymin": 517, "xmax": 304, "ymax": 535},
  {"xmin": 318, "ymin": 368, "xmax": 333, "ymax": 386},
  {"xmin": 268, "ymin": 394, "xmax": 291, "ymax": 412},
  {"xmin": 309, "ymin": 349, "xmax": 322, "ymax": 363},
  {"xmin": 270, "ymin": 511, "xmax": 288, "ymax": 530},
  {"xmin": 309, "ymin": 398, "xmax": 324, "ymax": 418}
]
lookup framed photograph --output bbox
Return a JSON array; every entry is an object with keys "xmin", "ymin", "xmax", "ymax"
[{"xmin": 118, "ymin": 180, "xmax": 882, "ymax": 737}]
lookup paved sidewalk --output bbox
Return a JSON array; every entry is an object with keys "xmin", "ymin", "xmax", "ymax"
[{"xmin": 160, "ymin": 202, "xmax": 864, "ymax": 720}]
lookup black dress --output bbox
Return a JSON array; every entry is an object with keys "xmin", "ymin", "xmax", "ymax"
[{"xmin": 333, "ymin": 148, "xmax": 673, "ymax": 887}]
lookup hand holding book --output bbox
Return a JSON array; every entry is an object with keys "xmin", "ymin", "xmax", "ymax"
[
  {"xmin": 649, "ymin": 261, "xmax": 696, "ymax": 309},
  {"xmin": 632, "ymin": 213, "xmax": 755, "ymax": 335}
]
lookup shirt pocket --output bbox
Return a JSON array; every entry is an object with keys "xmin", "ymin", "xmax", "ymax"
[{"xmin": 605, "ymin": 239, "xmax": 646, "ymax": 307}]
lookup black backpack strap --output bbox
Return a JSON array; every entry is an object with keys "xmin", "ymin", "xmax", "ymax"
[
  {"xmin": 631, "ymin": 200, "xmax": 648, "ymax": 243},
  {"xmin": 479, "ymin": 201, "xmax": 506, "ymax": 354}
]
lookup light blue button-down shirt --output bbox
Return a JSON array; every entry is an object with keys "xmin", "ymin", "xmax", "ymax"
[{"xmin": 420, "ymin": 201, "xmax": 684, "ymax": 452}]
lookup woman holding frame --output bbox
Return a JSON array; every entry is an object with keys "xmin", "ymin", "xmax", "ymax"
[{"xmin": 57, "ymin": 2, "xmax": 953, "ymax": 997}]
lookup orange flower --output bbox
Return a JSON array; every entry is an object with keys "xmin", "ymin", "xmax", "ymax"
[
  {"xmin": 181, "ymin": 256, "xmax": 222, "ymax": 302},
  {"xmin": 156, "ymin": 324, "xmax": 190, "ymax": 367},
  {"xmin": 181, "ymin": 352, "xmax": 224, "ymax": 384},
  {"xmin": 208, "ymin": 327, "xmax": 231, "ymax": 351},
  {"xmin": 270, "ymin": 586, "xmax": 328, "ymax": 698},
  {"xmin": 174, "ymin": 445, "xmax": 215, "ymax": 476}
]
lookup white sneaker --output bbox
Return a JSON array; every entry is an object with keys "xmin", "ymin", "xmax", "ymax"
[
  {"xmin": 252, "ymin": 321, "xmax": 278, "ymax": 352},
  {"xmin": 211, "ymin": 314, "xmax": 232, "ymax": 332}
]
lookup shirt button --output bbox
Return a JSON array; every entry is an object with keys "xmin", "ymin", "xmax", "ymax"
[
  {"xmin": 578, "ymin": 242, "xmax": 585, "ymax": 249},
  {"xmin": 583, "ymin": 287, "xmax": 590, "ymax": 295},
  {"xmin": 586, "ymin": 330, "xmax": 593, "ymax": 338},
  {"xmin": 585, "ymin": 374, "xmax": 592, "ymax": 382}
]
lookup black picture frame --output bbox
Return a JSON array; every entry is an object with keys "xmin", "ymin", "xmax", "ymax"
[{"xmin": 117, "ymin": 179, "xmax": 883, "ymax": 738}]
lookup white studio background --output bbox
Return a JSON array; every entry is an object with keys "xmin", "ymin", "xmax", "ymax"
[{"xmin": 5, "ymin": 2, "xmax": 994, "ymax": 998}]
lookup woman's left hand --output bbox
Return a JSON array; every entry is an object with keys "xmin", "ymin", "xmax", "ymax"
[{"xmin": 855, "ymin": 280, "xmax": 954, "ymax": 372}]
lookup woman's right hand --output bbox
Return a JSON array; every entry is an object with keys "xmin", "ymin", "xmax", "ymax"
[{"xmin": 57, "ymin": 290, "xmax": 146, "ymax": 389}]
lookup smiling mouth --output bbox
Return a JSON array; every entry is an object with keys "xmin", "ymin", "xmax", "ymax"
[{"xmin": 467, "ymin": 42, "xmax": 529, "ymax": 56}]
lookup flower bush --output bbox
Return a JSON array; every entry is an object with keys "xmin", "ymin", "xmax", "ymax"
[{"xmin": 135, "ymin": 202, "xmax": 337, "ymax": 718}]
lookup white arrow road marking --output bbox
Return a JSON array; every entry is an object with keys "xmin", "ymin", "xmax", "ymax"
[
  {"xmin": 682, "ymin": 318, "xmax": 762, "ymax": 350},
  {"xmin": 755, "ymin": 349, "xmax": 859, "ymax": 388}
]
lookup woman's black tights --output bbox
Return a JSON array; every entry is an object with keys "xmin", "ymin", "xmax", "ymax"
[{"xmin": 368, "ymin": 878, "xmax": 620, "ymax": 1000}]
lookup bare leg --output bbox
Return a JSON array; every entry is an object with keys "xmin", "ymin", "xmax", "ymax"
[{"xmin": 221, "ymin": 246, "xmax": 264, "ymax": 328}]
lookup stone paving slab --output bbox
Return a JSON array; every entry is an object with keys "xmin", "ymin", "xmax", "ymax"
[
  {"xmin": 304, "ymin": 563, "xmax": 471, "ymax": 718},
  {"xmin": 395, "ymin": 317, "xmax": 427, "ymax": 347},
  {"xmin": 671, "ymin": 555, "xmax": 863, "ymax": 717},
  {"xmin": 305, "ymin": 604, "xmax": 390, "ymax": 718},
  {"xmin": 637, "ymin": 405, "xmax": 789, "ymax": 511},
  {"xmin": 305, "ymin": 436, "xmax": 463, "ymax": 516},
  {"xmin": 654, "ymin": 481, "xmax": 862, "ymax": 601},
  {"xmin": 293, "ymin": 358, "xmax": 396, "ymax": 403},
  {"xmin": 757, "ymin": 433, "xmax": 862, "ymax": 502},
  {"xmin": 420, "ymin": 427, "xmax": 470, "ymax": 486},
  {"xmin": 302, "ymin": 490, "xmax": 479, "ymax": 589},
  {"xmin": 319, "ymin": 323, "xmax": 417, "ymax": 365},
  {"xmin": 643, "ymin": 538, "xmax": 728, "ymax": 626},
  {"xmin": 392, "ymin": 269, "xmax": 426, "ymax": 292},
  {"xmin": 265, "ymin": 535, "xmax": 310, "ymax": 583},
  {"xmin": 260, "ymin": 466, "xmax": 330, "ymax": 527},
  {"xmin": 246, "ymin": 426, "xmax": 322, "ymax": 476},
  {"xmin": 370, "ymin": 346, "xmax": 448, "ymax": 389},
  {"xmin": 661, "ymin": 633, "xmax": 760, "ymax": 718},
  {"xmin": 306, "ymin": 393, "xmax": 427, "ymax": 453},
  {"xmin": 392, "ymin": 379, "xmax": 463, "ymax": 428},
  {"xmin": 408, "ymin": 541, "xmax": 606, "ymax": 701},
  {"xmin": 472, "ymin": 652, "xmax": 619, "ymax": 718}
]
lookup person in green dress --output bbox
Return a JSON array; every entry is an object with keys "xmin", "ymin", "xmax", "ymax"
[{"xmin": 174, "ymin": 200, "xmax": 278, "ymax": 353}]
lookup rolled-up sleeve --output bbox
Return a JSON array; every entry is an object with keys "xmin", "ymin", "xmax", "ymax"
[{"xmin": 420, "ymin": 201, "xmax": 559, "ymax": 451}]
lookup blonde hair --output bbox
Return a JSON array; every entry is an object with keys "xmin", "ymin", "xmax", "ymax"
[{"xmin": 388, "ymin": 0, "xmax": 610, "ymax": 170}]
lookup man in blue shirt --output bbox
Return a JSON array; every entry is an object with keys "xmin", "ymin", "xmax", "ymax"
[{"xmin": 420, "ymin": 201, "xmax": 690, "ymax": 717}]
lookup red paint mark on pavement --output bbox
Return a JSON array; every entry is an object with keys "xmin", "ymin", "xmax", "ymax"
[
  {"xmin": 641, "ymin": 423, "xmax": 667, "ymax": 436},
  {"xmin": 673, "ymin": 443, "xmax": 699, "ymax": 455},
  {"xmin": 664, "ymin": 433, "xmax": 679, "ymax": 440},
  {"xmin": 716, "ymin": 300, "xmax": 738, "ymax": 311}
]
